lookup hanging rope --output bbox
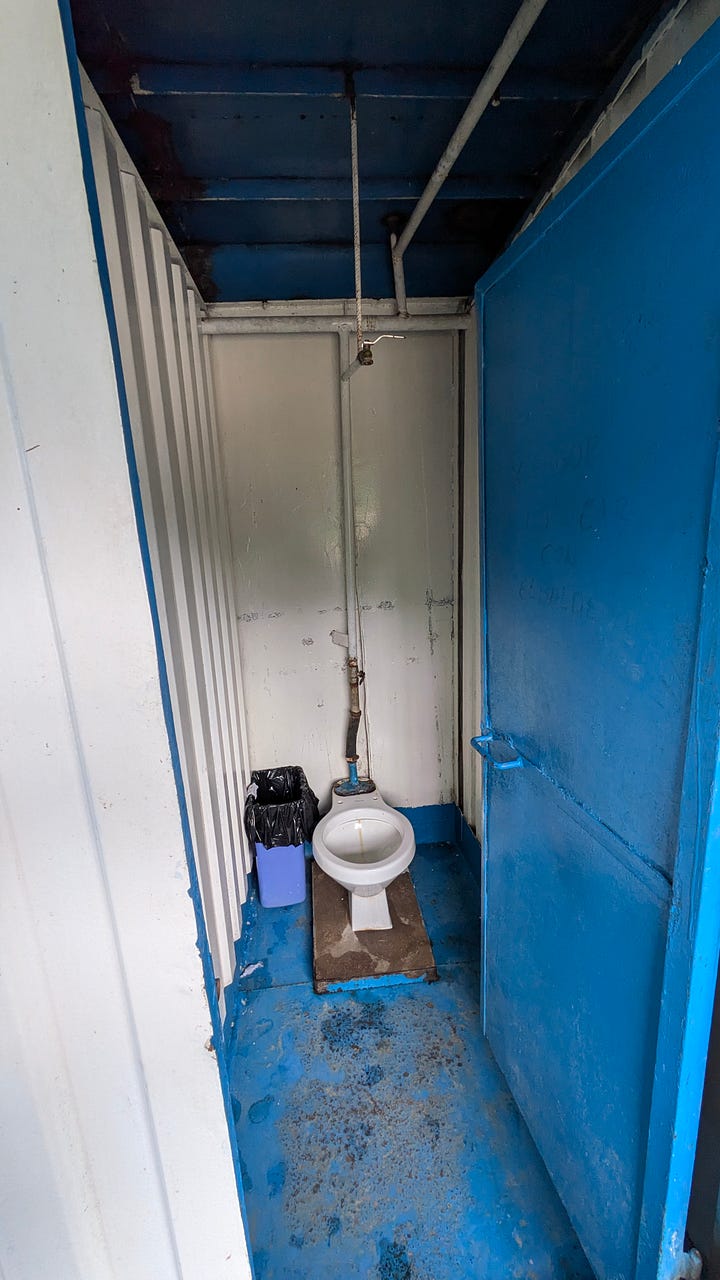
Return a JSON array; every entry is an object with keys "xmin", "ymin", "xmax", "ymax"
[{"xmin": 347, "ymin": 77, "xmax": 364, "ymax": 357}]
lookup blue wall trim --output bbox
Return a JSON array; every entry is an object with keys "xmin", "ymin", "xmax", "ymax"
[
  {"xmin": 398, "ymin": 803, "xmax": 456, "ymax": 844},
  {"xmin": 56, "ymin": 6, "xmax": 255, "ymax": 1271},
  {"xmin": 321, "ymin": 971, "xmax": 430, "ymax": 994},
  {"xmin": 455, "ymin": 809, "xmax": 482, "ymax": 891}
]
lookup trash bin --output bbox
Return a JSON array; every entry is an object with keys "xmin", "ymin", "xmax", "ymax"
[{"xmin": 244, "ymin": 766, "xmax": 320, "ymax": 908}]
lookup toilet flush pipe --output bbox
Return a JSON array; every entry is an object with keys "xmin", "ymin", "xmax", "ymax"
[
  {"xmin": 339, "ymin": 326, "xmax": 359, "ymax": 668},
  {"xmin": 390, "ymin": 0, "xmax": 551, "ymax": 314},
  {"xmin": 338, "ymin": 326, "xmax": 366, "ymax": 779}
]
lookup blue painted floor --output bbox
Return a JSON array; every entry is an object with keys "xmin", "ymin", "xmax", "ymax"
[{"xmin": 227, "ymin": 843, "xmax": 594, "ymax": 1280}]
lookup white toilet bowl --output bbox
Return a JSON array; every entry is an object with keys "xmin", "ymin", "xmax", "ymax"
[{"xmin": 312, "ymin": 787, "xmax": 415, "ymax": 931}]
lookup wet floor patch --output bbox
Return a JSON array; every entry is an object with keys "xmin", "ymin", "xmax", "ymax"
[{"xmin": 228, "ymin": 844, "xmax": 593, "ymax": 1279}]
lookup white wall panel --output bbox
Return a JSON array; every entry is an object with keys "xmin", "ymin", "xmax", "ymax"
[
  {"xmin": 350, "ymin": 332, "xmax": 457, "ymax": 807},
  {"xmin": 210, "ymin": 331, "xmax": 456, "ymax": 810},
  {"xmin": 459, "ymin": 316, "xmax": 483, "ymax": 835},
  {"xmin": 82, "ymin": 75, "xmax": 251, "ymax": 990},
  {"xmin": 0, "ymin": 3, "xmax": 251, "ymax": 1275}
]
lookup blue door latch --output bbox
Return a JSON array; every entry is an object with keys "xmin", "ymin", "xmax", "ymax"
[{"xmin": 470, "ymin": 734, "xmax": 524, "ymax": 770}]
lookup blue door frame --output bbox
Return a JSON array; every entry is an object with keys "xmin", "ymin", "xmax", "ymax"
[{"xmin": 476, "ymin": 20, "xmax": 720, "ymax": 1280}]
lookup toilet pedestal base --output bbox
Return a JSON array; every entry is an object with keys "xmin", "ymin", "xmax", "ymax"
[{"xmin": 350, "ymin": 888, "xmax": 392, "ymax": 932}]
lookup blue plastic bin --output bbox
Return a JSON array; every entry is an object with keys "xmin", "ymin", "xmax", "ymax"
[
  {"xmin": 255, "ymin": 841, "xmax": 306, "ymax": 907},
  {"xmin": 244, "ymin": 766, "xmax": 318, "ymax": 907}
]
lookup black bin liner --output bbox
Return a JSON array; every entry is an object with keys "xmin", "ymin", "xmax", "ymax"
[{"xmin": 244, "ymin": 766, "xmax": 320, "ymax": 849}]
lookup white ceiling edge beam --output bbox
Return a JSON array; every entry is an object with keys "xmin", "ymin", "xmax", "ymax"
[
  {"xmin": 205, "ymin": 297, "xmax": 472, "ymax": 319},
  {"xmin": 203, "ymin": 314, "xmax": 472, "ymax": 334},
  {"xmin": 89, "ymin": 63, "xmax": 601, "ymax": 103}
]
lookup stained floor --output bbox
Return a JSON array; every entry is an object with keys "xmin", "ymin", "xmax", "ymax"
[{"xmin": 227, "ymin": 841, "xmax": 594, "ymax": 1280}]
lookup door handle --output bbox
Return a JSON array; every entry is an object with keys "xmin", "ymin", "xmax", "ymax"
[{"xmin": 470, "ymin": 734, "xmax": 524, "ymax": 771}]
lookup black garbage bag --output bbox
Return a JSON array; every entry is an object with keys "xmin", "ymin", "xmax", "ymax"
[{"xmin": 244, "ymin": 766, "xmax": 320, "ymax": 849}]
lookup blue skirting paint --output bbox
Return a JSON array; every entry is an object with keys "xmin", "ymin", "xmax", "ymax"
[
  {"xmin": 322, "ymin": 970, "xmax": 430, "ymax": 994},
  {"xmin": 455, "ymin": 809, "xmax": 482, "ymax": 890},
  {"xmin": 397, "ymin": 803, "xmax": 456, "ymax": 844}
]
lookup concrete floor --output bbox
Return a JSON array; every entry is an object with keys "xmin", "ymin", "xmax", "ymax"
[{"xmin": 227, "ymin": 841, "xmax": 594, "ymax": 1280}]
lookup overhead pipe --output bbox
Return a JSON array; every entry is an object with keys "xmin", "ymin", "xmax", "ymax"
[
  {"xmin": 202, "ymin": 314, "xmax": 471, "ymax": 334},
  {"xmin": 390, "ymin": 231, "xmax": 408, "ymax": 316},
  {"xmin": 206, "ymin": 297, "xmax": 470, "ymax": 318},
  {"xmin": 390, "ymin": 0, "xmax": 552, "ymax": 313}
]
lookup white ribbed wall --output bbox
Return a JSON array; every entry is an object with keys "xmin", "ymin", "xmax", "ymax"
[
  {"xmin": 0, "ymin": 3, "xmax": 251, "ymax": 1276},
  {"xmin": 82, "ymin": 74, "xmax": 252, "ymax": 993}
]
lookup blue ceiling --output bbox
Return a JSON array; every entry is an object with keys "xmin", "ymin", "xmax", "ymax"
[{"xmin": 70, "ymin": 0, "xmax": 665, "ymax": 301}]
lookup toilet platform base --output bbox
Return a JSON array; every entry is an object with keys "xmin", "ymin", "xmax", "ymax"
[{"xmin": 311, "ymin": 863, "xmax": 438, "ymax": 994}]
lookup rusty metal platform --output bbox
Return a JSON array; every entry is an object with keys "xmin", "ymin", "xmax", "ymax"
[{"xmin": 311, "ymin": 862, "xmax": 438, "ymax": 993}]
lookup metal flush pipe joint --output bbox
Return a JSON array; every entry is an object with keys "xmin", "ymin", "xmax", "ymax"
[
  {"xmin": 345, "ymin": 656, "xmax": 363, "ymax": 764},
  {"xmin": 341, "ymin": 332, "xmax": 405, "ymax": 382}
]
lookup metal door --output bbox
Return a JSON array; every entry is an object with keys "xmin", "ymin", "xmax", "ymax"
[{"xmin": 476, "ymin": 24, "xmax": 720, "ymax": 1280}]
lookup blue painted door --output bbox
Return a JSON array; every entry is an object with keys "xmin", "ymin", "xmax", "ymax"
[{"xmin": 476, "ymin": 25, "xmax": 720, "ymax": 1280}]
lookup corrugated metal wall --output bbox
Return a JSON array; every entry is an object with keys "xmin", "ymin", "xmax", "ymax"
[
  {"xmin": 0, "ymin": 4, "xmax": 251, "ymax": 1275},
  {"xmin": 82, "ymin": 75, "xmax": 251, "ymax": 993}
]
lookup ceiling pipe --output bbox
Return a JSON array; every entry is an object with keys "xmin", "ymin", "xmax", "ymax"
[
  {"xmin": 206, "ymin": 297, "xmax": 471, "ymax": 318},
  {"xmin": 390, "ymin": 0, "xmax": 552, "ymax": 314},
  {"xmin": 390, "ymin": 231, "xmax": 407, "ymax": 315},
  {"xmin": 202, "ymin": 315, "xmax": 472, "ymax": 334}
]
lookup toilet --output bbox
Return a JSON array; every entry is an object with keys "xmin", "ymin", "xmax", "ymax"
[{"xmin": 312, "ymin": 786, "xmax": 416, "ymax": 931}]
